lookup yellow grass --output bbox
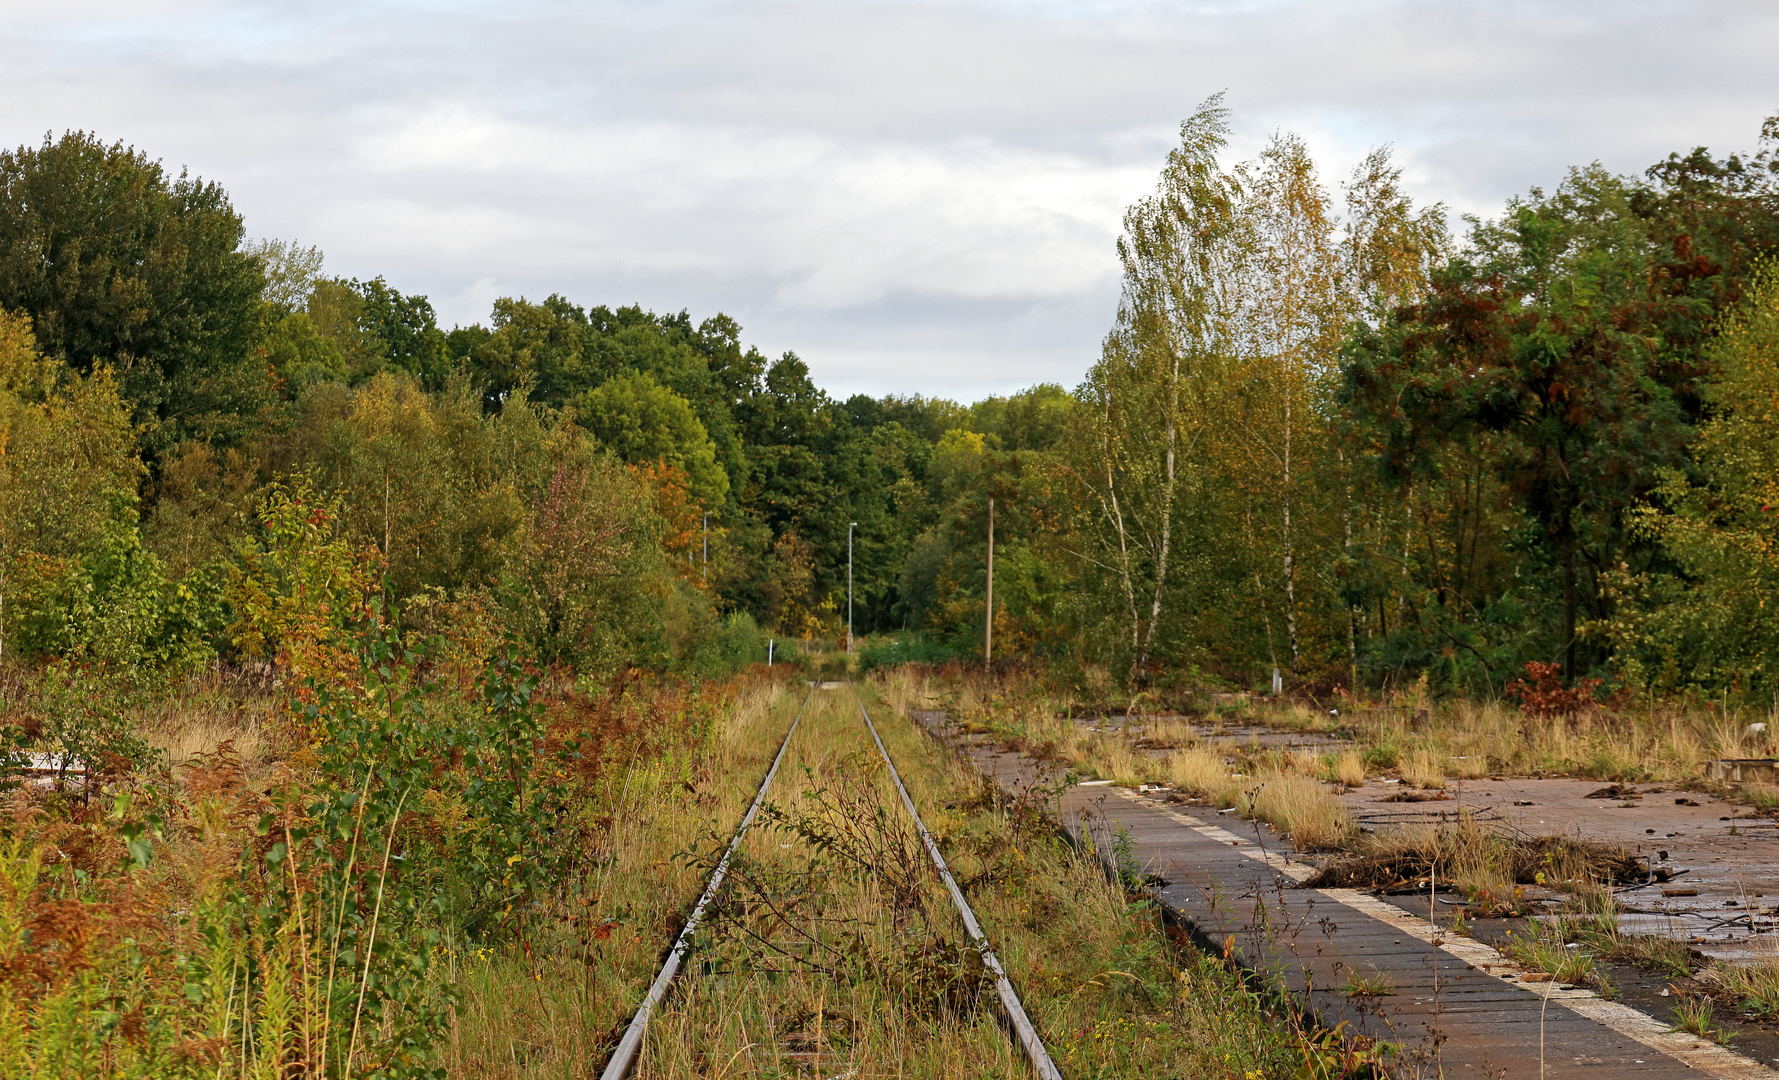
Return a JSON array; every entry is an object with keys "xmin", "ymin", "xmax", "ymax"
[
  {"xmin": 1166, "ymin": 749, "xmax": 1234, "ymax": 800},
  {"xmin": 1244, "ymin": 773, "xmax": 1355, "ymax": 850},
  {"xmin": 1446, "ymin": 754, "xmax": 1490, "ymax": 779},
  {"xmin": 1400, "ymin": 748, "xmax": 1445, "ymax": 789},
  {"xmin": 1138, "ymin": 716, "xmax": 1200, "ymax": 750},
  {"xmin": 616, "ymin": 673, "xmax": 1298, "ymax": 1078},
  {"xmin": 1325, "ymin": 750, "xmax": 1367, "ymax": 787}
]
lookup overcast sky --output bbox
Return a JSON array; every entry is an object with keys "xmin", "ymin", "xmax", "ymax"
[{"xmin": 2, "ymin": 1, "xmax": 1774, "ymax": 400}]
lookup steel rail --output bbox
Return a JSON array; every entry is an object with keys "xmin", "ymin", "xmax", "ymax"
[
  {"xmin": 848, "ymin": 683, "xmax": 1064, "ymax": 1080},
  {"xmin": 599, "ymin": 684, "xmax": 817, "ymax": 1080}
]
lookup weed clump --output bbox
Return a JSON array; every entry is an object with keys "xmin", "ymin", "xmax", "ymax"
[
  {"xmin": 1301, "ymin": 818, "xmax": 1643, "ymax": 898},
  {"xmin": 1704, "ymin": 958, "xmax": 1779, "ymax": 1016},
  {"xmin": 1244, "ymin": 773, "xmax": 1356, "ymax": 850},
  {"xmin": 1399, "ymin": 748, "xmax": 1445, "ymax": 789},
  {"xmin": 1324, "ymin": 750, "xmax": 1367, "ymax": 787}
]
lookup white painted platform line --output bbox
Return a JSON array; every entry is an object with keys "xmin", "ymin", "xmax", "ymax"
[{"xmin": 1106, "ymin": 786, "xmax": 1779, "ymax": 1080}]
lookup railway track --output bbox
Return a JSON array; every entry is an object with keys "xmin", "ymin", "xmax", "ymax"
[{"xmin": 600, "ymin": 681, "xmax": 1061, "ymax": 1079}]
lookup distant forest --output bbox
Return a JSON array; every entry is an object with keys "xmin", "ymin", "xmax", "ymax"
[{"xmin": 3, "ymin": 101, "xmax": 1779, "ymax": 696}]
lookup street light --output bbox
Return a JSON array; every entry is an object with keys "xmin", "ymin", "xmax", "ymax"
[
  {"xmin": 984, "ymin": 497, "xmax": 994, "ymax": 671},
  {"xmin": 847, "ymin": 522, "xmax": 858, "ymax": 654}
]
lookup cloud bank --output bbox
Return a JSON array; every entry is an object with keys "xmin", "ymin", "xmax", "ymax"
[{"xmin": 2, "ymin": 0, "xmax": 1774, "ymax": 398}]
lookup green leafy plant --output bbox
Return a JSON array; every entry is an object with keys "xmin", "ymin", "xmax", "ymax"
[
  {"xmin": 1670, "ymin": 995, "xmax": 1732, "ymax": 1044},
  {"xmin": 1342, "ymin": 967, "xmax": 1396, "ymax": 998}
]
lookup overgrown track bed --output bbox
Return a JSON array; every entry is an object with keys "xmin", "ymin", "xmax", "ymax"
[
  {"xmin": 601, "ymin": 684, "xmax": 820, "ymax": 1079},
  {"xmin": 603, "ymin": 682, "xmax": 1059, "ymax": 1078},
  {"xmin": 604, "ymin": 673, "xmax": 1302, "ymax": 1079},
  {"xmin": 848, "ymin": 684, "xmax": 1062, "ymax": 1079}
]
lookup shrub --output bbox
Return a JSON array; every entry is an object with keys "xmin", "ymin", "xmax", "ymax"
[{"xmin": 857, "ymin": 633, "xmax": 966, "ymax": 673}]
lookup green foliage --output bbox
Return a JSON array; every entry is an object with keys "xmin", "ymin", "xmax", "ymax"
[
  {"xmin": 289, "ymin": 276, "xmax": 451, "ymax": 389},
  {"xmin": 1345, "ymin": 168, "xmax": 1697, "ymax": 683},
  {"xmin": 260, "ymin": 311, "xmax": 348, "ymax": 393},
  {"xmin": 14, "ymin": 512, "xmax": 221, "ymax": 669},
  {"xmin": 3, "ymin": 115, "xmax": 1777, "ymax": 699},
  {"xmin": 290, "ymin": 633, "xmax": 575, "ymax": 940},
  {"xmin": 226, "ymin": 480, "xmax": 380, "ymax": 666},
  {"xmin": 500, "ymin": 454, "xmax": 665, "ymax": 672},
  {"xmin": 664, "ymin": 600, "xmax": 771, "ymax": 676},
  {"xmin": 0, "ymin": 131, "xmax": 269, "ymax": 452},
  {"xmin": 281, "ymin": 373, "xmax": 524, "ymax": 602},
  {"xmin": 353, "ymin": 277, "xmax": 451, "ymax": 387},
  {"xmin": 0, "ymin": 626, "xmax": 589, "ymax": 1078},
  {"xmin": 966, "ymin": 383, "xmax": 1074, "ymax": 451},
  {"xmin": 576, "ymin": 371, "xmax": 729, "ymax": 506},
  {"xmin": 1599, "ymin": 267, "xmax": 1779, "ymax": 693},
  {"xmin": 855, "ymin": 633, "xmax": 966, "ymax": 673},
  {"xmin": 255, "ymin": 632, "xmax": 582, "ymax": 1073},
  {"xmin": 1342, "ymin": 132, "xmax": 1779, "ymax": 691},
  {"xmin": 456, "ymin": 297, "xmax": 751, "ymax": 489},
  {"xmin": 0, "ymin": 311, "xmax": 221, "ymax": 669},
  {"xmin": 4, "ymin": 663, "xmax": 160, "ymax": 798}
]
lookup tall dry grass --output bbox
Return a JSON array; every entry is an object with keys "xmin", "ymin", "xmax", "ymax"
[
  {"xmin": 621, "ymin": 677, "xmax": 1299, "ymax": 1078},
  {"xmin": 1331, "ymin": 696, "xmax": 1769, "ymax": 783},
  {"xmin": 1167, "ymin": 748, "xmax": 1231, "ymax": 797},
  {"xmin": 1245, "ymin": 773, "xmax": 1355, "ymax": 850},
  {"xmin": 449, "ymin": 676, "xmax": 803, "ymax": 1078},
  {"xmin": 1400, "ymin": 748, "xmax": 1445, "ymax": 789},
  {"xmin": 937, "ymin": 677, "xmax": 1359, "ymax": 855},
  {"xmin": 1324, "ymin": 750, "xmax": 1367, "ymax": 787},
  {"xmin": 1160, "ymin": 750, "xmax": 1353, "ymax": 850}
]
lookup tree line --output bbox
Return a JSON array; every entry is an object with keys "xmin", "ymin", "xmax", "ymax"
[
  {"xmin": 3, "ymin": 114, "xmax": 1778, "ymax": 696},
  {"xmin": 1068, "ymin": 96, "xmax": 1779, "ymax": 698}
]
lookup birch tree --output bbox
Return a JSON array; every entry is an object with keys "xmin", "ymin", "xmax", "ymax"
[
  {"xmin": 1067, "ymin": 95, "xmax": 1242, "ymax": 681},
  {"xmin": 1222, "ymin": 133, "xmax": 1346, "ymax": 672}
]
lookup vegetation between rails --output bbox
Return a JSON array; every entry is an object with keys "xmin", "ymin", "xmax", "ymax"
[
  {"xmin": 1, "ymin": 642, "xmax": 1359, "ymax": 1079},
  {"xmin": 636, "ymin": 671, "xmax": 1310, "ymax": 1079}
]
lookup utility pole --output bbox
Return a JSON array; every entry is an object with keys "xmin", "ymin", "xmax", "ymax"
[
  {"xmin": 847, "ymin": 522, "xmax": 857, "ymax": 654},
  {"xmin": 984, "ymin": 497, "xmax": 994, "ymax": 672}
]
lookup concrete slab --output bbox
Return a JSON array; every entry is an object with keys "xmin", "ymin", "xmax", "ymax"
[
  {"xmin": 918, "ymin": 711, "xmax": 1779, "ymax": 1080},
  {"xmin": 1072, "ymin": 713, "xmax": 1779, "ymax": 962},
  {"xmin": 1338, "ymin": 776, "xmax": 1779, "ymax": 962}
]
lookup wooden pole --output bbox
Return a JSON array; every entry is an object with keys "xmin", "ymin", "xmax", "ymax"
[{"xmin": 984, "ymin": 497, "xmax": 994, "ymax": 671}]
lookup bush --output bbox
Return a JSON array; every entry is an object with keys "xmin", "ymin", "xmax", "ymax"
[
  {"xmin": 0, "ymin": 624, "xmax": 587, "ymax": 1079},
  {"xmin": 0, "ymin": 663, "xmax": 160, "ymax": 800},
  {"xmin": 857, "ymin": 633, "xmax": 966, "ymax": 673},
  {"xmin": 703, "ymin": 611, "xmax": 770, "ymax": 674}
]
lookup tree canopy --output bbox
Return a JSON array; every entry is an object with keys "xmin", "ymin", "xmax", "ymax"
[{"xmin": 5, "ymin": 118, "xmax": 1779, "ymax": 698}]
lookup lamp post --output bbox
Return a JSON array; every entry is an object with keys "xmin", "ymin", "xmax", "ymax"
[
  {"xmin": 847, "ymin": 522, "xmax": 857, "ymax": 654},
  {"xmin": 984, "ymin": 497, "xmax": 994, "ymax": 672}
]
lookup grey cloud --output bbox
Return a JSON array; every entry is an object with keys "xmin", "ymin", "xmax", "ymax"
[{"xmin": 1, "ymin": 0, "xmax": 1774, "ymax": 397}]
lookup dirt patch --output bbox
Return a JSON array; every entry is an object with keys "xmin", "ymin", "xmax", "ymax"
[
  {"xmin": 1584, "ymin": 783, "xmax": 1655, "ymax": 799},
  {"xmin": 1301, "ymin": 834, "xmax": 1647, "ymax": 891},
  {"xmin": 1300, "ymin": 854, "xmax": 1432, "ymax": 889}
]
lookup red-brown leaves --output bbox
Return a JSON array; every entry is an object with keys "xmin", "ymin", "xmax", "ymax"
[{"xmin": 1506, "ymin": 661, "xmax": 1603, "ymax": 718}]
